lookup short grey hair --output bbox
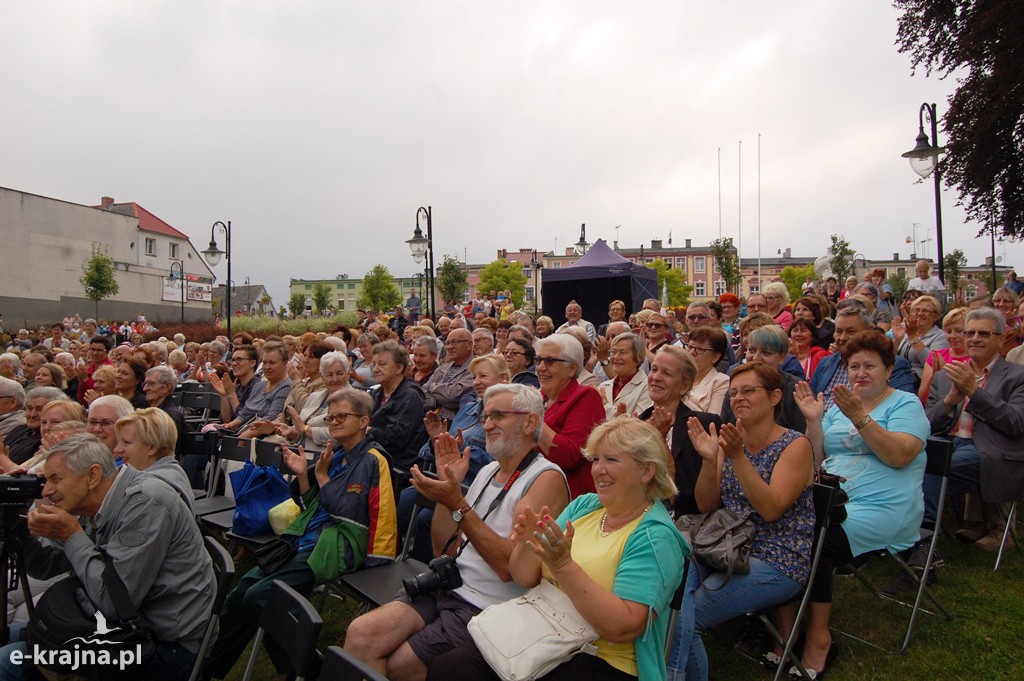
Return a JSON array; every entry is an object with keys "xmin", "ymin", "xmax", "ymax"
[
  {"xmin": 326, "ymin": 387, "xmax": 373, "ymax": 417},
  {"xmin": 835, "ymin": 304, "xmax": 872, "ymax": 330},
  {"xmin": 484, "ymin": 383, "xmax": 544, "ymax": 441},
  {"xmin": 413, "ymin": 336, "xmax": 439, "ymax": 355},
  {"xmin": 611, "ymin": 332, "xmax": 646, "ymax": 367},
  {"xmin": 534, "ymin": 334, "xmax": 584, "ymax": 378},
  {"xmin": 26, "ymin": 386, "xmax": 70, "ymax": 404},
  {"xmin": 748, "ymin": 325, "xmax": 790, "ymax": 354},
  {"xmin": 45, "ymin": 433, "xmax": 117, "ymax": 478},
  {"xmin": 320, "ymin": 350, "xmax": 351, "ymax": 374},
  {"xmin": 146, "ymin": 365, "xmax": 177, "ymax": 387},
  {"xmin": 89, "ymin": 394, "xmax": 135, "ymax": 419},
  {"xmin": 853, "ymin": 282, "xmax": 880, "ymax": 301},
  {"xmin": 208, "ymin": 340, "xmax": 226, "ymax": 357},
  {"xmin": 966, "ymin": 307, "xmax": 1007, "ymax": 335},
  {"xmin": 0, "ymin": 377, "xmax": 26, "ymax": 407},
  {"xmin": 0, "ymin": 353, "xmax": 22, "ymax": 372}
]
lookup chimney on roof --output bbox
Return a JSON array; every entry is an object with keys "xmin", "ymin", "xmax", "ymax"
[
  {"xmin": 101, "ymin": 197, "xmax": 114, "ymax": 209},
  {"xmin": 894, "ymin": 252, "xmax": 900, "ymax": 260},
  {"xmin": 651, "ymin": 239, "xmax": 662, "ymax": 249},
  {"xmin": 685, "ymin": 238, "xmax": 692, "ymax": 249}
]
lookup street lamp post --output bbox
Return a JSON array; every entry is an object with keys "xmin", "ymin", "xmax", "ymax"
[
  {"xmin": 530, "ymin": 249, "xmax": 543, "ymax": 315},
  {"xmin": 201, "ymin": 220, "xmax": 232, "ymax": 340},
  {"xmin": 406, "ymin": 207, "xmax": 435, "ymax": 319},
  {"xmin": 902, "ymin": 103, "xmax": 946, "ymax": 284},
  {"xmin": 169, "ymin": 261, "xmax": 185, "ymax": 324}
]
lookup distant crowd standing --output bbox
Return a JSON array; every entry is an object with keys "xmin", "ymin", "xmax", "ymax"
[{"xmin": 0, "ymin": 261, "xmax": 1021, "ymax": 680}]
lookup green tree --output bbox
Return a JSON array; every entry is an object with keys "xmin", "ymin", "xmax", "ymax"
[
  {"xmin": 80, "ymin": 243, "xmax": 119, "ymax": 318},
  {"xmin": 709, "ymin": 238, "xmax": 743, "ymax": 294},
  {"xmin": 289, "ymin": 292, "xmax": 306, "ymax": 317},
  {"xmin": 943, "ymin": 249, "xmax": 968, "ymax": 302},
  {"xmin": 358, "ymin": 265, "xmax": 401, "ymax": 312},
  {"xmin": 780, "ymin": 264, "xmax": 817, "ymax": 303},
  {"xmin": 888, "ymin": 270, "xmax": 910, "ymax": 304},
  {"xmin": 478, "ymin": 259, "xmax": 527, "ymax": 307},
  {"xmin": 895, "ymin": 1, "xmax": 1024, "ymax": 238},
  {"xmin": 278, "ymin": 305, "xmax": 288, "ymax": 318},
  {"xmin": 312, "ymin": 282, "xmax": 333, "ymax": 316},
  {"xmin": 648, "ymin": 260, "xmax": 692, "ymax": 307},
  {"xmin": 437, "ymin": 255, "xmax": 468, "ymax": 308},
  {"xmin": 828, "ymin": 234, "xmax": 856, "ymax": 282},
  {"xmin": 977, "ymin": 268, "xmax": 1004, "ymax": 297}
]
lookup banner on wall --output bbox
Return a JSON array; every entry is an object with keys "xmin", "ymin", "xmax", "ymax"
[{"xmin": 162, "ymin": 274, "xmax": 213, "ymax": 303}]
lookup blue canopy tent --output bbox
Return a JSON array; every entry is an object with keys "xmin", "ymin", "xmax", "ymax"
[{"xmin": 541, "ymin": 239, "xmax": 659, "ymax": 327}]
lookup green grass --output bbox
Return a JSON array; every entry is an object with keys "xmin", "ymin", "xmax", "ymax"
[{"xmin": 222, "ymin": 522, "xmax": 1023, "ymax": 680}]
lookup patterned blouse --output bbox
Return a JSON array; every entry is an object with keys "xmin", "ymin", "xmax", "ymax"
[{"xmin": 720, "ymin": 429, "xmax": 815, "ymax": 584}]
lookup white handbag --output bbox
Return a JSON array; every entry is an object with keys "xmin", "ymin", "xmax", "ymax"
[{"xmin": 467, "ymin": 578, "xmax": 599, "ymax": 681}]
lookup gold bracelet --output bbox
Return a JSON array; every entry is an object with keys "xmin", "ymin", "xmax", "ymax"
[{"xmin": 853, "ymin": 415, "xmax": 873, "ymax": 430}]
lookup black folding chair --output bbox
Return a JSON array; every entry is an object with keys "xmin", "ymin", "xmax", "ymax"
[
  {"xmin": 180, "ymin": 430, "xmax": 218, "ymax": 500},
  {"xmin": 318, "ymin": 646, "xmax": 388, "ymax": 681},
  {"xmin": 222, "ymin": 439, "xmax": 293, "ymax": 549},
  {"xmin": 240, "ymin": 581, "xmax": 323, "ymax": 681},
  {"xmin": 194, "ymin": 436, "xmax": 251, "ymax": 518},
  {"xmin": 188, "ymin": 538, "xmax": 236, "ymax": 681},
  {"xmin": 993, "ymin": 499, "xmax": 1020, "ymax": 572}
]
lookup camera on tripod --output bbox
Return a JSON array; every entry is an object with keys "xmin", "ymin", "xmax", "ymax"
[
  {"xmin": 0, "ymin": 474, "xmax": 46, "ymax": 508},
  {"xmin": 403, "ymin": 556, "xmax": 463, "ymax": 598}
]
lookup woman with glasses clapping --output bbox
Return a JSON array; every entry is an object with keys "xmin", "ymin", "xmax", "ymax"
[{"xmin": 681, "ymin": 327, "xmax": 730, "ymax": 416}]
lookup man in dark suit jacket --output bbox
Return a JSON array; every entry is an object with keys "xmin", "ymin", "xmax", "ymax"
[
  {"xmin": 924, "ymin": 308, "xmax": 1024, "ymax": 551},
  {"xmin": 809, "ymin": 306, "xmax": 914, "ymax": 410},
  {"xmin": 640, "ymin": 401, "xmax": 720, "ymax": 516}
]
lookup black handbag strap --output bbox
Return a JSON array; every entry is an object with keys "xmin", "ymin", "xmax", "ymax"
[{"xmin": 97, "ymin": 548, "xmax": 141, "ymax": 624}]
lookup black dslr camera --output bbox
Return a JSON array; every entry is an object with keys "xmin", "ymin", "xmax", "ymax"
[
  {"xmin": 0, "ymin": 474, "xmax": 46, "ymax": 508},
  {"xmin": 403, "ymin": 555, "xmax": 463, "ymax": 598}
]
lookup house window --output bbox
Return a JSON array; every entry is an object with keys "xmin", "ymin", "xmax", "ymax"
[
  {"xmin": 168, "ymin": 243, "xmax": 179, "ymax": 259},
  {"xmin": 695, "ymin": 281, "xmax": 706, "ymax": 297},
  {"xmin": 304, "ymin": 284, "xmax": 312, "ymax": 290},
  {"xmin": 525, "ymin": 286, "xmax": 535, "ymax": 301},
  {"xmin": 750, "ymin": 284, "xmax": 760, "ymax": 294},
  {"xmin": 337, "ymin": 283, "xmax": 344, "ymax": 289},
  {"xmin": 694, "ymin": 256, "xmax": 706, "ymax": 273},
  {"xmin": 553, "ymin": 262, "xmax": 561, "ymax": 269},
  {"xmin": 897, "ymin": 267, "xmax": 906, "ymax": 277},
  {"xmin": 966, "ymin": 286, "xmax": 977, "ymax": 300},
  {"xmin": 676, "ymin": 257, "xmax": 687, "ymax": 271},
  {"xmin": 348, "ymin": 283, "xmax": 356, "ymax": 289},
  {"xmin": 337, "ymin": 299, "xmax": 345, "ymax": 310},
  {"xmin": 714, "ymin": 280, "xmax": 727, "ymax": 296},
  {"xmin": 144, "ymin": 238, "xmax": 156, "ymax": 256}
]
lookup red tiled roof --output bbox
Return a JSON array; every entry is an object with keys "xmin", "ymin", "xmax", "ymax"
[{"xmin": 95, "ymin": 201, "xmax": 189, "ymax": 239}]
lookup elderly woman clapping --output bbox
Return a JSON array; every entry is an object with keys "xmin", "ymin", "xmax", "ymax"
[
  {"xmin": 428, "ymin": 417, "xmax": 687, "ymax": 681},
  {"xmin": 597, "ymin": 332, "xmax": 653, "ymax": 420},
  {"xmin": 535, "ymin": 334, "xmax": 605, "ymax": 498}
]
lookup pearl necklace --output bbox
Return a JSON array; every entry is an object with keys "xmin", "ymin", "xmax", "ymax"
[{"xmin": 600, "ymin": 502, "xmax": 654, "ymax": 537}]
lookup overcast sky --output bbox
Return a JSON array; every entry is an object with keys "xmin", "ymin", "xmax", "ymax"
[{"xmin": 2, "ymin": 1, "xmax": 1012, "ymax": 308}]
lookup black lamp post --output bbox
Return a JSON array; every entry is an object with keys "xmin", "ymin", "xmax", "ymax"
[
  {"xmin": 530, "ymin": 249, "xmax": 543, "ymax": 315},
  {"xmin": 406, "ymin": 207, "xmax": 435, "ymax": 319},
  {"xmin": 202, "ymin": 220, "xmax": 232, "ymax": 339},
  {"xmin": 902, "ymin": 103, "xmax": 946, "ymax": 284},
  {"xmin": 169, "ymin": 261, "xmax": 185, "ymax": 324}
]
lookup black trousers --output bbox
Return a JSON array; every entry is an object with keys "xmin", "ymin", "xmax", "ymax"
[{"xmin": 427, "ymin": 639, "xmax": 636, "ymax": 681}]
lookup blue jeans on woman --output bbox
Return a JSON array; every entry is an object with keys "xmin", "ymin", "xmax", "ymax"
[{"xmin": 666, "ymin": 557, "xmax": 802, "ymax": 681}]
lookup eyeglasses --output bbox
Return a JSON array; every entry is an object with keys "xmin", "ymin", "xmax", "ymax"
[
  {"xmin": 86, "ymin": 419, "xmax": 117, "ymax": 428},
  {"xmin": 685, "ymin": 314, "xmax": 709, "ymax": 321},
  {"xmin": 502, "ymin": 350, "xmax": 526, "ymax": 358},
  {"xmin": 230, "ymin": 356, "xmax": 251, "ymax": 363},
  {"xmin": 964, "ymin": 330, "xmax": 1001, "ymax": 339},
  {"xmin": 326, "ymin": 412, "xmax": 361, "ymax": 424},
  {"xmin": 645, "ymin": 322, "xmax": 667, "ymax": 329},
  {"xmin": 680, "ymin": 343, "xmax": 713, "ymax": 356},
  {"xmin": 535, "ymin": 356, "xmax": 571, "ymax": 367},
  {"xmin": 483, "ymin": 410, "xmax": 530, "ymax": 422},
  {"xmin": 727, "ymin": 385, "xmax": 768, "ymax": 399}
]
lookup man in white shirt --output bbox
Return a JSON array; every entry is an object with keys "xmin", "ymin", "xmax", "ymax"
[
  {"xmin": 908, "ymin": 260, "xmax": 946, "ymax": 297},
  {"xmin": 555, "ymin": 300, "xmax": 597, "ymax": 343}
]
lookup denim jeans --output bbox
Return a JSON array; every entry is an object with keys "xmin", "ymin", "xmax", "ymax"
[
  {"xmin": 923, "ymin": 437, "xmax": 980, "ymax": 527},
  {"xmin": 666, "ymin": 557, "xmax": 802, "ymax": 681}
]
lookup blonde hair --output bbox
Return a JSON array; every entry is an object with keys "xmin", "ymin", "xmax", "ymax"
[
  {"xmin": 470, "ymin": 354, "xmax": 511, "ymax": 381},
  {"xmin": 41, "ymin": 399, "xmax": 85, "ymax": 422},
  {"xmin": 585, "ymin": 417, "xmax": 677, "ymax": 501},
  {"xmin": 114, "ymin": 407, "xmax": 178, "ymax": 459}
]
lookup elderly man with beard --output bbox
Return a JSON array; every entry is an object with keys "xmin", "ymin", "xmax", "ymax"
[{"xmin": 344, "ymin": 384, "xmax": 570, "ymax": 681}]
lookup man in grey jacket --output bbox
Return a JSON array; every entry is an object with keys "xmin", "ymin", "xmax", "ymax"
[{"xmin": 1, "ymin": 433, "xmax": 214, "ymax": 681}]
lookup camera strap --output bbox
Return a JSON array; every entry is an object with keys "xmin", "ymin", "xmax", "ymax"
[{"xmin": 441, "ymin": 450, "xmax": 540, "ymax": 556}]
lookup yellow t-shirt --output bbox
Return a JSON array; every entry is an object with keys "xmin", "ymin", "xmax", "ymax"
[{"xmin": 541, "ymin": 508, "xmax": 644, "ymax": 677}]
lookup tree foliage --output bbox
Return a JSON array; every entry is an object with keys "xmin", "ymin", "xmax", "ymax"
[
  {"xmin": 709, "ymin": 238, "xmax": 743, "ymax": 293},
  {"xmin": 478, "ymin": 259, "xmax": 526, "ymax": 307},
  {"xmin": 977, "ymin": 268, "xmax": 1004, "ymax": 297},
  {"xmin": 888, "ymin": 270, "xmax": 910, "ymax": 304},
  {"xmin": 312, "ymin": 282, "xmax": 333, "ymax": 316},
  {"xmin": 80, "ymin": 244, "xmax": 119, "ymax": 318},
  {"xmin": 437, "ymin": 255, "xmax": 468, "ymax": 307},
  {"xmin": 828, "ymin": 234, "xmax": 856, "ymax": 282},
  {"xmin": 289, "ymin": 292, "xmax": 306, "ymax": 317},
  {"xmin": 648, "ymin": 260, "xmax": 692, "ymax": 308},
  {"xmin": 358, "ymin": 265, "xmax": 401, "ymax": 312},
  {"xmin": 780, "ymin": 264, "xmax": 817, "ymax": 303},
  {"xmin": 943, "ymin": 248, "xmax": 968, "ymax": 302},
  {"xmin": 895, "ymin": 1, "xmax": 1024, "ymax": 238}
]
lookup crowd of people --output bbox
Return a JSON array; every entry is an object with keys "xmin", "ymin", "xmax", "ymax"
[{"xmin": 0, "ymin": 259, "xmax": 1021, "ymax": 680}]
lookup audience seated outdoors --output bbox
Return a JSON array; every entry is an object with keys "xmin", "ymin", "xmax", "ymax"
[
  {"xmin": 86, "ymin": 394, "xmax": 136, "ymax": 459},
  {"xmin": 208, "ymin": 341, "xmax": 291, "ymax": 434},
  {"xmin": 3, "ymin": 387, "xmax": 69, "ymax": 464},
  {"xmin": 430, "ymin": 417, "xmax": 687, "ymax": 681},
  {"xmin": 667, "ymin": 362, "xmax": 814, "ymax": 681},
  {"xmin": 503, "ymin": 337, "xmax": 540, "ymax": 388},
  {"xmin": 0, "ymin": 395, "xmax": 84, "ymax": 474},
  {"xmin": 893, "ymin": 294, "xmax": 949, "ymax": 385},
  {"xmin": 917, "ymin": 307, "xmax": 969, "ymax": 404},
  {"xmin": 205, "ymin": 387, "xmax": 398, "ymax": 679},
  {"xmin": 596, "ymin": 332, "xmax": 653, "ymax": 420},
  {"xmin": 681, "ymin": 326, "xmax": 730, "ymax": 415},
  {"xmin": 344, "ymin": 383, "xmax": 570, "ymax": 681},
  {"xmin": 722, "ymin": 325, "xmax": 807, "ymax": 433},
  {"xmin": 114, "ymin": 406, "xmax": 194, "ymax": 510},
  {"xmin": 364, "ymin": 340, "xmax": 428, "ymax": 471},
  {"xmin": 533, "ymin": 334, "xmax": 605, "ymax": 498},
  {"xmin": 791, "ymin": 331, "xmax": 929, "ymax": 678},
  {"xmin": 273, "ymin": 350, "xmax": 349, "ymax": 448}
]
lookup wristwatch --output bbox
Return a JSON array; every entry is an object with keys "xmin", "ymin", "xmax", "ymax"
[
  {"xmin": 599, "ymin": 359, "xmax": 610, "ymax": 366},
  {"xmin": 452, "ymin": 503, "xmax": 472, "ymax": 523}
]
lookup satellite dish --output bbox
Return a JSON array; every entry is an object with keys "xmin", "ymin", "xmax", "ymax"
[
  {"xmin": 813, "ymin": 253, "xmax": 832, "ymax": 278},
  {"xmin": 905, "ymin": 236, "xmax": 913, "ymax": 244},
  {"xmin": 997, "ymin": 256, "xmax": 1004, "ymax": 263}
]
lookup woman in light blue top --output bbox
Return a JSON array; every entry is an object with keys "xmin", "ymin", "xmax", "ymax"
[{"xmin": 791, "ymin": 330, "xmax": 929, "ymax": 678}]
